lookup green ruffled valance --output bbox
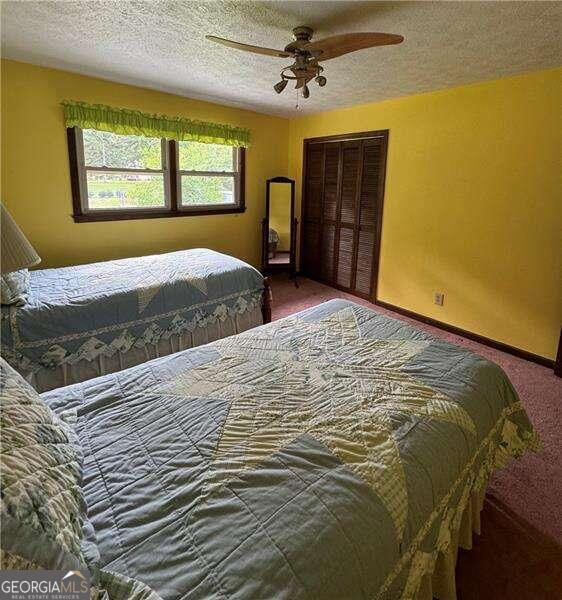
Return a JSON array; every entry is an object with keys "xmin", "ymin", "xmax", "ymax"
[{"xmin": 61, "ymin": 100, "xmax": 251, "ymax": 147}]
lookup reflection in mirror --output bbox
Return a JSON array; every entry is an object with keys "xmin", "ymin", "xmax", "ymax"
[
  {"xmin": 262, "ymin": 176, "xmax": 297, "ymax": 285},
  {"xmin": 268, "ymin": 183, "xmax": 291, "ymax": 265}
]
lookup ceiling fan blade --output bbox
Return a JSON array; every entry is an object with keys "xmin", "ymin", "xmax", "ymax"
[
  {"xmin": 206, "ymin": 35, "xmax": 291, "ymax": 58},
  {"xmin": 305, "ymin": 32, "xmax": 404, "ymax": 61}
]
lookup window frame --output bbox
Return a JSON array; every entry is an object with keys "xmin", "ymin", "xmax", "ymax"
[{"xmin": 67, "ymin": 127, "xmax": 246, "ymax": 222}]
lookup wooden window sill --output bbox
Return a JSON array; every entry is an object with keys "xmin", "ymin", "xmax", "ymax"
[{"xmin": 72, "ymin": 206, "xmax": 246, "ymax": 222}]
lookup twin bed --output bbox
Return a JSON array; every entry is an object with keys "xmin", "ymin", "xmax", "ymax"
[
  {"xmin": 1, "ymin": 248, "xmax": 271, "ymax": 392},
  {"xmin": 0, "ymin": 250, "xmax": 539, "ymax": 600}
]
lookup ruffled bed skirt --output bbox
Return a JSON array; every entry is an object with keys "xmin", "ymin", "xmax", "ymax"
[
  {"xmin": 406, "ymin": 417, "xmax": 541, "ymax": 600},
  {"xmin": 29, "ymin": 304, "xmax": 263, "ymax": 392},
  {"xmin": 414, "ymin": 486, "xmax": 485, "ymax": 600}
]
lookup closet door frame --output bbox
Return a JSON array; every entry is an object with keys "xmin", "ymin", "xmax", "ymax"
[{"xmin": 299, "ymin": 129, "xmax": 389, "ymax": 303}]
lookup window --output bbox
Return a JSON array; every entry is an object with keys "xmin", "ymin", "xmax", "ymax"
[
  {"xmin": 67, "ymin": 127, "xmax": 245, "ymax": 222},
  {"xmin": 177, "ymin": 140, "xmax": 239, "ymax": 208}
]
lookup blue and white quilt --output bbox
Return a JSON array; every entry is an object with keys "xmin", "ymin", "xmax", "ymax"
[
  {"xmin": 1, "ymin": 249, "xmax": 264, "ymax": 390},
  {"xmin": 41, "ymin": 299, "xmax": 539, "ymax": 600}
]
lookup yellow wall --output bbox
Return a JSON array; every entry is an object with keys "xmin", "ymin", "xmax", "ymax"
[
  {"xmin": 269, "ymin": 182, "xmax": 292, "ymax": 250},
  {"xmin": 288, "ymin": 68, "xmax": 562, "ymax": 360},
  {"xmin": 1, "ymin": 59, "xmax": 288, "ymax": 269}
]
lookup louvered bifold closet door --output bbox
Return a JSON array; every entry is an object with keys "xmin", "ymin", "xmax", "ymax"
[
  {"xmin": 320, "ymin": 143, "xmax": 341, "ymax": 282},
  {"xmin": 300, "ymin": 130, "xmax": 388, "ymax": 301},
  {"xmin": 301, "ymin": 144, "xmax": 324, "ymax": 277},
  {"xmin": 353, "ymin": 138, "xmax": 384, "ymax": 297},
  {"xmin": 334, "ymin": 141, "xmax": 361, "ymax": 289}
]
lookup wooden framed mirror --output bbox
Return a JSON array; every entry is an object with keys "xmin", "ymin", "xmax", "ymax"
[{"xmin": 262, "ymin": 176, "xmax": 297, "ymax": 282}]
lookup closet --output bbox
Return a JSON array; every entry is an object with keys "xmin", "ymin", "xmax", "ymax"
[{"xmin": 300, "ymin": 130, "xmax": 388, "ymax": 301}]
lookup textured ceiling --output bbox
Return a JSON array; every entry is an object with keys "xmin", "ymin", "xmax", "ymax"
[{"xmin": 2, "ymin": 1, "xmax": 561, "ymax": 117}]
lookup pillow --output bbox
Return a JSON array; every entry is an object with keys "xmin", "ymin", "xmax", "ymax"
[
  {"xmin": 0, "ymin": 359, "xmax": 163, "ymax": 600},
  {"xmin": 1, "ymin": 269, "xmax": 30, "ymax": 306},
  {"xmin": 0, "ymin": 357, "xmax": 89, "ymax": 572}
]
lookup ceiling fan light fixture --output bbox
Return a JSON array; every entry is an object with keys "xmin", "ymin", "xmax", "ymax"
[
  {"xmin": 274, "ymin": 79, "xmax": 288, "ymax": 94},
  {"xmin": 207, "ymin": 25, "xmax": 403, "ymax": 107}
]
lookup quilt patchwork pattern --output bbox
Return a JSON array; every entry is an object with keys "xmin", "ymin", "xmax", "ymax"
[
  {"xmin": 42, "ymin": 299, "xmax": 538, "ymax": 600},
  {"xmin": 157, "ymin": 307, "xmax": 476, "ymax": 540}
]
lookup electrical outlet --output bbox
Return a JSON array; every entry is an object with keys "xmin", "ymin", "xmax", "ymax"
[{"xmin": 434, "ymin": 292, "xmax": 445, "ymax": 306}]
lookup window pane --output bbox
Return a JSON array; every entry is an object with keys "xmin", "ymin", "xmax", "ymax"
[
  {"xmin": 178, "ymin": 141, "xmax": 234, "ymax": 172},
  {"xmin": 83, "ymin": 129, "xmax": 162, "ymax": 169},
  {"xmin": 181, "ymin": 175, "xmax": 234, "ymax": 206},
  {"xmin": 86, "ymin": 172, "xmax": 165, "ymax": 209}
]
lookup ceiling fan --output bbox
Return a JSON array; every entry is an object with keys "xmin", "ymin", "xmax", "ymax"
[{"xmin": 206, "ymin": 26, "xmax": 404, "ymax": 103}]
